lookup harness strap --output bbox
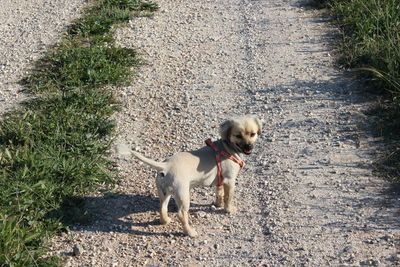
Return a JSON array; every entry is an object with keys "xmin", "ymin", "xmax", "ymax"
[{"xmin": 205, "ymin": 139, "xmax": 245, "ymax": 187}]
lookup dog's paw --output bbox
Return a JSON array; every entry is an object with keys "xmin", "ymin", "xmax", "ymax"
[
  {"xmin": 160, "ymin": 217, "xmax": 172, "ymax": 225},
  {"xmin": 185, "ymin": 228, "xmax": 198, "ymax": 237},
  {"xmin": 225, "ymin": 205, "xmax": 237, "ymax": 214},
  {"xmin": 214, "ymin": 200, "xmax": 224, "ymax": 208}
]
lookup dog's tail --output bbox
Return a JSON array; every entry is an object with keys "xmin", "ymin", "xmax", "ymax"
[{"xmin": 132, "ymin": 151, "xmax": 168, "ymax": 172}]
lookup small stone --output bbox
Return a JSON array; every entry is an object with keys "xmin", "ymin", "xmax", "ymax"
[
  {"xmin": 72, "ymin": 244, "xmax": 83, "ymax": 256},
  {"xmin": 364, "ymin": 239, "xmax": 377, "ymax": 244},
  {"xmin": 359, "ymin": 259, "xmax": 380, "ymax": 266},
  {"xmin": 381, "ymin": 234, "xmax": 393, "ymax": 241},
  {"xmin": 343, "ymin": 245, "xmax": 357, "ymax": 253},
  {"xmin": 197, "ymin": 211, "xmax": 207, "ymax": 218},
  {"xmin": 262, "ymin": 161, "xmax": 268, "ymax": 167},
  {"xmin": 394, "ymin": 253, "xmax": 400, "ymax": 261}
]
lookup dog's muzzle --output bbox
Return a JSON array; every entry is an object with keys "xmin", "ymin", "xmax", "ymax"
[{"xmin": 241, "ymin": 143, "xmax": 253, "ymax": 155}]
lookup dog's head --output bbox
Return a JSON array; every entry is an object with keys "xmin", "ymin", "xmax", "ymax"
[{"xmin": 219, "ymin": 116, "xmax": 262, "ymax": 155}]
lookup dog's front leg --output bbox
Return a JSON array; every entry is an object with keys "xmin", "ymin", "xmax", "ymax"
[
  {"xmin": 215, "ymin": 186, "xmax": 224, "ymax": 207},
  {"xmin": 223, "ymin": 183, "xmax": 237, "ymax": 214}
]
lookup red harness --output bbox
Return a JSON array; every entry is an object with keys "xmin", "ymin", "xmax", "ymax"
[{"xmin": 205, "ymin": 139, "xmax": 245, "ymax": 187}]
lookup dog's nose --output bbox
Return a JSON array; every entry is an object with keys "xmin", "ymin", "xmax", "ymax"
[{"xmin": 244, "ymin": 144, "xmax": 253, "ymax": 150}]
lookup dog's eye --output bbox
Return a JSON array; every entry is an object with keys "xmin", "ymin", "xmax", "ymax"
[
  {"xmin": 235, "ymin": 134, "xmax": 242, "ymax": 139},
  {"xmin": 250, "ymin": 133, "xmax": 256, "ymax": 137}
]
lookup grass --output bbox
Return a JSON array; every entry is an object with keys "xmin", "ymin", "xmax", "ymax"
[
  {"xmin": 67, "ymin": 0, "xmax": 157, "ymax": 38},
  {"xmin": 0, "ymin": 0, "xmax": 157, "ymax": 266},
  {"xmin": 331, "ymin": 0, "xmax": 400, "ymax": 92},
  {"xmin": 24, "ymin": 40, "xmax": 139, "ymax": 93},
  {"xmin": 310, "ymin": 0, "xmax": 400, "ymax": 182}
]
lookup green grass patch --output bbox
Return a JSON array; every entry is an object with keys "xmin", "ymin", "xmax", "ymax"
[
  {"xmin": 0, "ymin": 0, "xmax": 157, "ymax": 265},
  {"xmin": 331, "ymin": 0, "xmax": 400, "ymax": 92},
  {"xmin": 68, "ymin": 0, "xmax": 157, "ymax": 38},
  {"xmin": 24, "ymin": 40, "xmax": 139, "ymax": 93},
  {"xmin": 0, "ymin": 214, "xmax": 63, "ymax": 267}
]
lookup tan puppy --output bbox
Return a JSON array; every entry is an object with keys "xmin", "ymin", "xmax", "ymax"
[{"xmin": 132, "ymin": 116, "xmax": 262, "ymax": 237}]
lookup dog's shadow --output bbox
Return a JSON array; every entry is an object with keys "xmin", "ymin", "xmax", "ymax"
[{"xmin": 50, "ymin": 191, "xmax": 222, "ymax": 237}]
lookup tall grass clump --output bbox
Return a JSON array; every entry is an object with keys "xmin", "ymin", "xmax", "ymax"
[
  {"xmin": 311, "ymin": 0, "xmax": 400, "ymax": 94},
  {"xmin": 0, "ymin": 0, "xmax": 157, "ymax": 266},
  {"xmin": 331, "ymin": 0, "xmax": 400, "ymax": 93}
]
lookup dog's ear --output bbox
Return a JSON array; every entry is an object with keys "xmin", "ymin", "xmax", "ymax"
[
  {"xmin": 253, "ymin": 117, "xmax": 262, "ymax": 135},
  {"xmin": 219, "ymin": 119, "xmax": 234, "ymax": 141}
]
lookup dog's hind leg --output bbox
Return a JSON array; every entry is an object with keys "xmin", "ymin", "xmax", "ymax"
[
  {"xmin": 159, "ymin": 193, "xmax": 172, "ymax": 224},
  {"xmin": 156, "ymin": 176, "xmax": 172, "ymax": 224},
  {"xmin": 174, "ymin": 188, "xmax": 197, "ymax": 237}
]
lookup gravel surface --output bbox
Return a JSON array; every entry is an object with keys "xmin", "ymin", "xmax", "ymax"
[
  {"xmin": 0, "ymin": 0, "xmax": 85, "ymax": 115},
  {"xmin": 2, "ymin": 0, "xmax": 399, "ymax": 266}
]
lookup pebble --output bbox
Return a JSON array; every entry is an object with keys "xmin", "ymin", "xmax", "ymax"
[
  {"xmin": 359, "ymin": 259, "xmax": 380, "ymax": 266},
  {"xmin": 72, "ymin": 244, "xmax": 83, "ymax": 256},
  {"xmin": 343, "ymin": 245, "xmax": 357, "ymax": 253}
]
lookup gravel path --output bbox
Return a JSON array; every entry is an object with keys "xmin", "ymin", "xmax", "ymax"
[
  {"xmin": 2, "ymin": 0, "xmax": 399, "ymax": 266},
  {"xmin": 0, "ymin": 0, "xmax": 86, "ymax": 115}
]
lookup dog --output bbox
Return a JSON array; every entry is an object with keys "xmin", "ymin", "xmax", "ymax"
[{"xmin": 132, "ymin": 116, "xmax": 262, "ymax": 237}]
